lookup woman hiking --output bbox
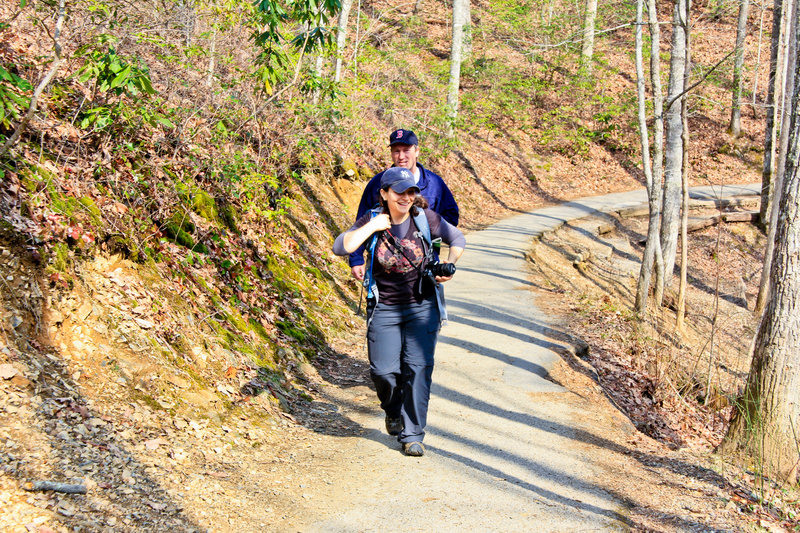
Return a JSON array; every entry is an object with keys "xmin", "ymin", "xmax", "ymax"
[{"xmin": 333, "ymin": 166, "xmax": 466, "ymax": 456}]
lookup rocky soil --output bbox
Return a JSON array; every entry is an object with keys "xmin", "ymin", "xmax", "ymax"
[{"xmin": 0, "ymin": 233, "xmax": 362, "ymax": 532}]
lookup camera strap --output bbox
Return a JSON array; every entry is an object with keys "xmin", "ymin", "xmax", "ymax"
[
  {"xmin": 381, "ymin": 229, "xmax": 428, "ymax": 274},
  {"xmin": 381, "ymin": 218, "xmax": 440, "ymax": 303}
]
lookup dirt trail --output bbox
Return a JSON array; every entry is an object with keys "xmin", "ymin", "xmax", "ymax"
[
  {"xmin": 264, "ymin": 184, "xmax": 760, "ymax": 532},
  {"xmin": 1, "ymin": 185, "xmax": 760, "ymax": 532}
]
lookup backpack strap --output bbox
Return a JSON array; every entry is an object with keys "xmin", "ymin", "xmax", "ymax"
[
  {"xmin": 412, "ymin": 208, "xmax": 432, "ymax": 248},
  {"xmin": 363, "ymin": 207, "xmax": 383, "ymax": 301},
  {"xmin": 412, "ymin": 209, "xmax": 448, "ymax": 324}
]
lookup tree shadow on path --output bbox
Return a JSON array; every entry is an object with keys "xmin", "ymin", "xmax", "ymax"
[{"xmin": 428, "ymin": 382, "xmax": 738, "ymax": 531}]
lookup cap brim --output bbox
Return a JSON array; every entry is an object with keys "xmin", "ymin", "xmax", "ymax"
[{"xmin": 389, "ymin": 181, "xmax": 419, "ymax": 193}]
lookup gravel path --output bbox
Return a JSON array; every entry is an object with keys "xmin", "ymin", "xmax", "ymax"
[{"xmin": 290, "ymin": 184, "xmax": 760, "ymax": 532}]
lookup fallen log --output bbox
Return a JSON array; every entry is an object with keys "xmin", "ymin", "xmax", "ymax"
[
  {"xmin": 23, "ymin": 481, "xmax": 87, "ymax": 494},
  {"xmin": 722, "ymin": 211, "xmax": 759, "ymax": 222},
  {"xmin": 687, "ymin": 215, "xmax": 720, "ymax": 232}
]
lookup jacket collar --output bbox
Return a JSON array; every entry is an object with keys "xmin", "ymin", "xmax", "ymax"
[{"xmin": 415, "ymin": 162, "xmax": 429, "ymax": 190}]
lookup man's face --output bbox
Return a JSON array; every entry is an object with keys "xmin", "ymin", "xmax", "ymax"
[{"xmin": 390, "ymin": 143, "xmax": 420, "ymax": 171}]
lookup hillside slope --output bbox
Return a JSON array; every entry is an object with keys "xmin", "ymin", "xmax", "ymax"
[{"xmin": 0, "ymin": 0, "xmax": 776, "ymax": 530}]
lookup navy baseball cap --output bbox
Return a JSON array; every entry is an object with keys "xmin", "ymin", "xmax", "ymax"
[
  {"xmin": 389, "ymin": 129, "xmax": 418, "ymax": 146},
  {"xmin": 380, "ymin": 167, "xmax": 419, "ymax": 193}
]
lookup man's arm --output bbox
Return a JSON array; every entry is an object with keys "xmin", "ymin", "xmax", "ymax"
[{"xmin": 436, "ymin": 176, "xmax": 459, "ymax": 227}]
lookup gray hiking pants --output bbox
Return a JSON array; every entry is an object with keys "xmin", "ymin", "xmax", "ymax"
[{"xmin": 366, "ymin": 296, "xmax": 440, "ymax": 443}]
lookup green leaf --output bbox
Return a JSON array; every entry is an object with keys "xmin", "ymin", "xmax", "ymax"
[
  {"xmin": 138, "ymin": 75, "xmax": 155, "ymax": 94},
  {"xmin": 109, "ymin": 65, "xmax": 132, "ymax": 89},
  {"xmin": 0, "ymin": 66, "xmax": 32, "ymax": 90},
  {"xmin": 77, "ymin": 69, "xmax": 95, "ymax": 83}
]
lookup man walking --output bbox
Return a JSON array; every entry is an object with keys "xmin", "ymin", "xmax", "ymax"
[{"xmin": 349, "ymin": 128, "xmax": 459, "ymax": 280}]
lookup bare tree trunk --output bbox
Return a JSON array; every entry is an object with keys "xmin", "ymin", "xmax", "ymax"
[
  {"xmin": 334, "ymin": 0, "xmax": 354, "ymax": 82},
  {"xmin": 446, "ymin": 0, "xmax": 467, "ymax": 136},
  {"xmin": 413, "ymin": 0, "xmax": 424, "ymax": 15},
  {"xmin": 635, "ymin": 0, "xmax": 653, "ymax": 187},
  {"xmin": 730, "ymin": 0, "xmax": 751, "ymax": 136},
  {"xmin": 581, "ymin": 0, "xmax": 598, "ymax": 71},
  {"xmin": 752, "ymin": 4, "xmax": 766, "ymax": 117},
  {"xmin": 659, "ymin": 0, "xmax": 689, "ymax": 299},
  {"xmin": 635, "ymin": 0, "xmax": 666, "ymax": 314},
  {"xmin": 178, "ymin": 0, "xmax": 196, "ymax": 46},
  {"xmin": 353, "ymin": 0, "xmax": 362, "ymax": 78},
  {"xmin": 206, "ymin": 27, "xmax": 217, "ymax": 88},
  {"xmin": 462, "ymin": 0, "xmax": 473, "ymax": 61},
  {"xmin": 776, "ymin": 2, "xmax": 797, "ymax": 186},
  {"xmin": 755, "ymin": 0, "xmax": 798, "ymax": 314},
  {"xmin": 761, "ymin": 0, "xmax": 787, "ymax": 227},
  {"xmin": 312, "ymin": 54, "xmax": 325, "ymax": 105},
  {"xmin": 719, "ymin": 37, "xmax": 800, "ymax": 482},
  {"xmin": 677, "ymin": 0, "xmax": 692, "ymax": 332}
]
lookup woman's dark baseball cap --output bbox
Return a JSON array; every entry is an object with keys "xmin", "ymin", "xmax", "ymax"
[
  {"xmin": 380, "ymin": 167, "xmax": 419, "ymax": 193},
  {"xmin": 389, "ymin": 129, "xmax": 418, "ymax": 146}
]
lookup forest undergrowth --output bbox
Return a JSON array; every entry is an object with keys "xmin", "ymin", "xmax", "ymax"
[{"xmin": 527, "ymin": 206, "xmax": 800, "ymax": 530}]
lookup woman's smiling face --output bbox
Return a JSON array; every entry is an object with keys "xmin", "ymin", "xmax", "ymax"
[{"xmin": 381, "ymin": 188, "xmax": 417, "ymax": 220}]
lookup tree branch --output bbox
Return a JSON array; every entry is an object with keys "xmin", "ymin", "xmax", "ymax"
[
  {"xmin": 520, "ymin": 22, "xmax": 638, "ymax": 52},
  {"xmin": 0, "ymin": 6, "xmax": 26, "ymax": 30},
  {"xmin": 0, "ymin": 0, "xmax": 66, "ymax": 160},
  {"xmin": 235, "ymin": 30, "xmax": 313, "ymax": 134},
  {"xmin": 665, "ymin": 49, "xmax": 736, "ymax": 112},
  {"xmin": 23, "ymin": 480, "xmax": 87, "ymax": 494}
]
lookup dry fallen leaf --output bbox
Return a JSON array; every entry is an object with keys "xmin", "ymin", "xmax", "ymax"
[
  {"xmin": 144, "ymin": 438, "xmax": 169, "ymax": 450},
  {"xmin": 134, "ymin": 318, "xmax": 154, "ymax": 329},
  {"xmin": 0, "ymin": 364, "xmax": 19, "ymax": 380}
]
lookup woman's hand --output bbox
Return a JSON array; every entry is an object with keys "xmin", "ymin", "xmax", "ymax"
[
  {"xmin": 368, "ymin": 214, "xmax": 392, "ymax": 232},
  {"xmin": 435, "ymin": 260, "xmax": 454, "ymax": 283},
  {"xmin": 338, "ymin": 214, "xmax": 392, "ymax": 254}
]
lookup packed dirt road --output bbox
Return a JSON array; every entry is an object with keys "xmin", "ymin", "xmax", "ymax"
[
  {"xmin": 272, "ymin": 184, "xmax": 760, "ymax": 532},
  {"xmin": 1, "ymin": 185, "xmax": 761, "ymax": 532}
]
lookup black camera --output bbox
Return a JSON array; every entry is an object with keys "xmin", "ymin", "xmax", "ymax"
[
  {"xmin": 428, "ymin": 262, "xmax": 456, "ymax": 278},
  {"xmin": 418, "ymin": 261, "xmax": 456, "ymax": 298}
]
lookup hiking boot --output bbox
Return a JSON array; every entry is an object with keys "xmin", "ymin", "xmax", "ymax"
[
  {"xmin": 385, "ymin": 416, "xmax": 403, "ymax": 436},
  {"xmin": 402, "ymin": 442, "xmax": 425, "ymax": 457}
]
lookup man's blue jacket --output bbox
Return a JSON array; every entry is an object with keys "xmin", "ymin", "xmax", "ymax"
[{"xmin": 348, "ymin": 162, "xmax": 459, "ymax": 268}]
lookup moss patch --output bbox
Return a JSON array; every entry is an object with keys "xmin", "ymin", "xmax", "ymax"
[
  {"xmin": 50, "ymin": 242, "xmax": 70, "ymax": 272},
  {"xmin": 192, "ymin": 190, "xmax": 217, "ymax": 221},
  {"xmin": 163, "ymin": 221, "xmax": 208, "ymax": 253},
  {"xmin": 170, "ymin": 212, "xmax": 196, "ymax": 234},
  {"xmin": 338, "ymin": 158, "xmax": 359, "ymax": 180},
  {"xmin": 79, "ymin": 196, "xmax": 102, "ymax": 225},
  {"xmin": 216, "ymin": 198, "xmax": 239, "ymax": 233}
]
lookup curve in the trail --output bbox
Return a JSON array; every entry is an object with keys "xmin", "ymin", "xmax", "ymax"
[{"xmin": 303, "ymin": 183, "xmax": 760, "ymax": 533}]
